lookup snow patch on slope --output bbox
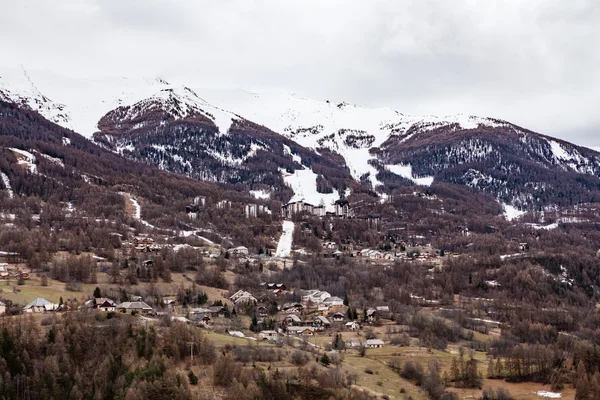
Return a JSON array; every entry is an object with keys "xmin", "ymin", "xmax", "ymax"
[
  {"xmin": 1, "ymin": 173, "xmax": 14, "ymax": 199},
  {"xmin": 250, "ymin": 189, "xmax": 270, "ymax": 200},
  {"xmin": 9, "ymin": 148, "xmax": 37, "ymax": 173},
  {"xmin": 38, "ymin": 153, "xmax": 64, "ymax": 167},
  {"xmin": 386, "ymin": 164, "xmax": 434, "ymax": 186},
  {"xmin": 275, "ymin": 220, "xmax": 294, "ymax": 258},
  {"xmin": 282, "ymin": 168, "xmax": 341, "ymax": 211},
  {"xmin": 503, "ymin": 203, "xmax": 526, "ymax": 221},
  {"xmin": 0, "ymin": 67, "xmax": 70, "ymax": 125}
]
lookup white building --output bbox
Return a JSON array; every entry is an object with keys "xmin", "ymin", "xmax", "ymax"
[
  {"xmin": 302, "ymin": 290, "xmax": 331, "ymax": 304},
  {"xmin": 366, "ymin": 339, "xmax": 384, "ymax": 348}
]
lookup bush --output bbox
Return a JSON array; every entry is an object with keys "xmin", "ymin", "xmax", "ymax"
[
  {"xmin": 482, "ymin": 387, "xmax": 513, "ymax": 400},
  {"xmin": 400, "ymin": 361, "xmax": 424, "ymax": 386},
  {"xmin": 364, "ymin": 368, "xmax": 374, "ymax": 375},
  {"xmin": 188, "ymin": 370, "xmax": 198, "ymax": 385},
  {"xmin": 291, "ymin": 350, "xmax": 310, "ymax": 366}
]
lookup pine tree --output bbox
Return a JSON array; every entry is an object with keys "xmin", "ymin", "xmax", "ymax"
[
  {"xmin": 93, "ymin": 286, "xmax": 101, "ymax": 298},
  {"xmin": 450, "ymin": 357, "xmax": 460, "ymax": 386},
  {"xmin": 487, "ymin": 357, "xmax": 495, "ymax": 379},
  {"xmin": 494, "ymin": 358, "xmax": 504, "ymax": 379},
  {"xmin": 576, "ymin": 361, "xmax": 590, "ymax": 400}
]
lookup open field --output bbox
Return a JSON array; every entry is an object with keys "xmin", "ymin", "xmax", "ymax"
[{"xmin": 0, "ymin": 271, "xmax": 232, "ymax": 307}]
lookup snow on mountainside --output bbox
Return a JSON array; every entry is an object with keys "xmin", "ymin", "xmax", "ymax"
[
  {"xmin": 0, "ymin": 67, "xmax": 70, "ymax": 125},
  {"xmin": 199, "ymin": 91, "xmax": 536, "ymax": 189},
  {"xmin": 3, "ymin": 67, "xmax": 600, "ymax": 211},
  {"xmin": 97, "ymin": 86, "xmax": 238, "ymax": 136},
  {"xmin": 0, "ymin": 66, "xmax": 174, "ymax": 136}
]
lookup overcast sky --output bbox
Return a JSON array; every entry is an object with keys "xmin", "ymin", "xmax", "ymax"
[{"xmin": 1, "ymin": 0, "xmax": 599, "ymax": 147}]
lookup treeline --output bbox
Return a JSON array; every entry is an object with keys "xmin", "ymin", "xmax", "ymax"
[{"xmin": 0, "ymin": 312, "xmax": 383, "ymax": 400}]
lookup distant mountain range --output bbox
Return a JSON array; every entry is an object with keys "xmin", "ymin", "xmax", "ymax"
[{"xmin": 3, "ymin": 66, "xmax": 600, "ymax": 212}]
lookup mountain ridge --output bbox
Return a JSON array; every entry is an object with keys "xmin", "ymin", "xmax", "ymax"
[{"xmin": 3, "ymin": 66, "xmax": 600, "ymax": 212}]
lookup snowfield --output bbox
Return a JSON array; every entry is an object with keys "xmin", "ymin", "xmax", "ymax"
[
  {"xmin": 249, "ymin": 189, "xmax": 271, "ymax": 200},
  {"xmin": 503, "ymin": 203, "xmax": 526, "ymax": 221},
  {"xmin": 282, "ymin": 168, "xmax": 341, "ymax": 211},
  {"xmin": 386, "ymin": 164, "xmax": 434, "ymax": 186},
  {"xmin": 275, "ymin": 220, "xmax": 294, "ymax": 258},
  {"xmin": 9, "ymin": 148, "xmax": 37, "ymax": 173}
]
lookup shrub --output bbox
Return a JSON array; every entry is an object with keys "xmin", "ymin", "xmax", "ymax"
[
  {"xmin": 188, "ymin": 370, "xmax": 198, "ymax": 385},
  {"xmin": 291, "ymin": 350, "xmax": 310, "ymax": 366},
  {"xmin": 400, "ymin": 361, "xmax": 424, "ymax": 386}
]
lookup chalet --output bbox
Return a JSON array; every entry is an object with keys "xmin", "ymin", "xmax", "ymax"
[
  {"xmin": 23, "ymin": 298, "xmax": 56, "ymax": 313},
  {"xmin": 195, "ymin": 314, "xmax": 211, "ymax": 324},
  {"xmin": 322, "ymin": 296, "xmax": 344, "ymax": 308},
  {"xmin": 299, "ymin": 327, "xmax": 315, "ymax": 336},
  {"xmin": 265, "ymin": 283, "xmax": 287, "ymax": 290},
  {"xmin": 302, "ymin": 290, "xmax": 331, "ymax": 304},
  {"xmin": 317, "ymin": 303, "xmax": 330, "ymax": 314},
  {"xmin": 189, "ymin": 307, "xmax": 211, "ymax": 316},
  {"xmin": 366, "ymin": 339, "xmax": 384, "ymax": 348},
  {"xmin": 258, "ymin": 330, "xmax": 278, "ymax": 341},
  {"xmin": 313, "ymin": 316, "xmax": 331, "ymax": 327},
  {"xmin": 230, "ymin": 290, "xmax": 257, "ymax": 305},
  {"xmin": 162, "ymin": 297, "xmax": 177, "ymax": 309},
  {"xmin": 345, "ymin": 321, "xmax": 360, "ymax": 331},
  {"xmin": 332, "ymin": 313, "xmax": 345, "ymax": 322},
  {"xmin": 256, "ymin": 306, "xmax": 269, "ymax": 319},
  {"xmin": 282, "ymin": 303, "xmax": 303, "ymax": 313},
  {"xmin": 366, "ymin": 308, "xmax": 378, "ymax": 322},
  {"xmin": 90, "ymin": 298, "xmax": 117, "ymax": 312},
  {"xmin": 230, "ymin": 246, "xmax": 249, "ymax": 256},
  {"xmin": 207, "ymin": 306, "xmax": 227, "ymax": 317},
  {"xmin": 116, "ymin": 301, "xmax": 154, "ymax": 314},
  {"xmin": 283, "ymin": 314, "xmax": 302, "ymax": 326},
  {"xmin": 287, "ymin": 326, "xmax": 315, "ymax": 336},
  {"xmin": 0, "ymin": 301, "xmax": 5, "ymax": 315}
]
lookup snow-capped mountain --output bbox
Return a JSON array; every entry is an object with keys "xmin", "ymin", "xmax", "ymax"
[
  {"xmin": 2, "ymin": 66, "xmax": 600, "ymax": 211},
  {"xmin": 0, "ymin": 67, "xmax": 70, "ymax": 126},
  {"xmin": 97, "ymin": 86, "xmax": 238, "ymax": 136}
]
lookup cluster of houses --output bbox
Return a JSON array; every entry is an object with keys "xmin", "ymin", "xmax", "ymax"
[
  {"xmin": 312, "ymin": 244, "xmax": 444, "ymax": 264},
  {"xmin": 0, "ymin": 263, "xmax": 30, "ymax": 280},
  {"xmin": 17, "ymin": 296, "xmax": 155, "ymax": 315}
]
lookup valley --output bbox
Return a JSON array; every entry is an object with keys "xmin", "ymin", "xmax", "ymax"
[{"xmin": 1, "ymin": 74, "xmax": 600, "ymax": 400}]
